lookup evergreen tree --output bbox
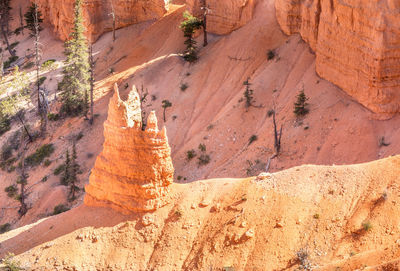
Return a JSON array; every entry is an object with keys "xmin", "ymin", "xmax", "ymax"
[
  {"xmin": 0, "ymin": 0, "xmax": 14, "ymax": 56},
  {"xmin": 61, "ymin": 150, "xmax": 71, "ymax": 186},
  {"xmin": 69, "ymin": 143, "xmax": 80, "ymax": 201},
  {"xmin": 180, "ymin": 11, "xmax": 203, "ymax": 63},
  {"xmin": 162, "ymin": 100, "xmax": 172, "ymax": 122},
  {"xmin": 59, "ymin": 0, "xmax": 90, "ymax": 117},
  {"xmin": 293, "ymin": 88, "xmax": 309, "ymax": 116},
  {"xmin": 243, "ymin": 78, "xmax": 255, "ymax": 109},
  {"xmin": 24, "ymin": 3, "xmax": 43, "ymax": 36}
]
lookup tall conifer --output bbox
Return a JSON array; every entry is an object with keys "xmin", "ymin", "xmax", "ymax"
[{"xmin": 59, "ymin": 0, "xmax": 90, "ymax": 116}]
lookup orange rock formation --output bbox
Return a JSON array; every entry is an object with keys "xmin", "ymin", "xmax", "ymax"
[
  {"xmin": 275, "ymin": 0, "xmax": 400, "ymax": 114},
  {"xmin": 186, "ymin": 0, "xmax": 255, "ymax": 35},
  {"xmin": 34, "ymin": 0, "xmax": 166, "ymax": 41},
  {"xmin": 84, "ymin": 84, "xmax": 174, "ymax": 213}
]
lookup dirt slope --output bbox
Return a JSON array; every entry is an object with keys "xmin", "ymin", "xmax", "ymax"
[{"xmin": 0, "ymin": 155, "xmax": 399, "ymax": 270}]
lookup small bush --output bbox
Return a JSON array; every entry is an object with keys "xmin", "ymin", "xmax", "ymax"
[
  {"xmin": 267, "ymin": 49, "xmax": 275, "ymax": 60},
  {"xmin": 4, "ymin": 55, "xmax": 19, "ymax": 69},
  {"xmin": 23, "ymin": 61, "xmax": 34, "ymax": 70},
  {"xmin": 76, "ymin": 131, "xmax": 84, "ymax": 141},
  {"xmin": 296, "ymin": 248, "xmax": 311, "ymax": 270},
  {"xmin": 1, "ymin": 253, "xmax": 22, "ymax": 271},
  {"xmin": 25, "ymin": 144, "xmax": 55, "ymax": 167},
  {"xmin": 53, "ymin": 204, "xmax": 70, "ymax": 215},
  {"xmin": 186, "ymin": 149, "xmax": 196, "ymax": 160},
  {"xmin": 109, "ymin": 67, "xmax": 115, "ymax": 74},
  {"xmin": 53, "ymin": 164, "xmax": 65, "ymax": 176},
  {"xmin": 47, "ymin": 113, "xmax": 60, "ymax": 121},
  {"xmin": 198, "ymin": 143, "xmax": 206, "ymax": 152},
  {"xmin": 198, "ymin": 154, "xmax": 210, "ymax": 166},
  {"xmin": 0, "ymin": 223, "xmax": 11, "ymax": 233},
  {"xmin": 248, "ymin": 135, "xmax": 258, "ymax": 145},
  {"xmin": 180, "ymin": 83, "xmax": 188, "ymax": 92},
  {"xmin": 43, "ymin": 159, "xmax": 51, "ymax": 167},
  {"xmin": 1, "ymin": 144, "xmax": 13, "ymax": 161},
  {"xmin": 5, "ymin": 185, "xmax": 17, "ymax": 198},
  {"xmin": 313, "ymin": 213, "xmax": 320, "ymax": 219},
  {"xmin": 41, "ymin": 59, "xmax": 56, "ymax": 70},
  {"xmin": 38, "ymin": 76, "xmax": 47, "ymax": 86},
  {"xmin": 267, "ymin": 109, "xmax": 274, "ymax": 117},
  {"xmin": 0, "ymin": 118, "xmax": 11, "ymax": 136},
  {"xmin": 41, "ymin": 176, "xmax": 48, "ymax": 182},
  {"xmin": 9, "ymin": 42, "xmax": 19, "ymax": 50},
  {"xmin": 362, "ymin": 221, "xmax": 372, "ymax": 232}
]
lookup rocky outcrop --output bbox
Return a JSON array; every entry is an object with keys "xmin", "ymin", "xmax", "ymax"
[
  {"xmin": 186, "ymin": 0, "xmax": 255, "ymax": 35},
  {"xmin": 34, "ymin": 0, "xmax": 166, "ymax": 41},
  {"xmin": 275, "ymin": 0, "xmax": 400, "ymax": 114},
  {"xmin": 84, "ymin": 84, "xmax": 174, "ymax": 213}
]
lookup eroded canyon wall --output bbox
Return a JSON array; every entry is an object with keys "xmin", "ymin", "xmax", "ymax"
[
  {"xmin": 186, "ymin": 0, "xmax": 255, "ymax": 35},
  {"xmin": 84, "ymin": 84, "xmax": 174, "ymax": 213},
  {"xmin": 34, "ymin": 0, "xmax": 166, "ymax": 41},
  {"xmin": 275, "ymin": 0, "xmax": 400, "ymax": 114}
]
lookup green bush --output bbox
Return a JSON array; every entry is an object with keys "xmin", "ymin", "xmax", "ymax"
[
  {"xmin": 25, "ymin": 144, "xmax": 55, "ymax": 167},
  {"xmin": 9, "ymin": 42, "xmax": 19, "ymax": 50},
  {"xmin": 1, "ymin": 144, "xmax": 13, "ymax": 161},
  {"xmin": 3, "ymin": 56, "xmax": 19, "ymax": 69},
  {"xmin": 23, "ymin": 61, "xmax": 34, "ymax": 69},
  {"xmin": 53, "ymin": 164, "xmax": 65, "ymax": 176},
  {"xmin": 0, "ymin": 118, "xmax": 11, "ymax": 136},
  {"xmin": 362, "ymin": 221, "xmax": 372, "ymax": 231},
  {"xmin": 2, "ymin": 253, "xmax": 22, "ymax": 271},
  {"xmin": 47, "ymin": 113, "xmax": 60, "ymax": 121},
  {"xmin": 41, "ymin": 59, "xmax": 56, "ymax": 69},
  {"xmin": 0, "ymin": 223, "xmax": 11, "ymax": 233},
  {"xmin": 248, "ymin": 135, "xmax": 258, "ymax": 145},
  {"xmin": 4, "ymin": 185, "xmax": 17, "ymax": 198},
  {"xmin": 267, "ymin": 49, "xmax": 275, "ymax": 60},
  {"xmin": 180, "ymin": 83, "xmax": 188, "ymax": 92},
  {"xmin": 38, "ymin": 76, "xmax": 46, "ymax": 86},
  {"xmin": 43, "ymin": 159, "xmax": 51, "ymax": 167},
  {"xmin": 186, "ymin": 149, "xmax": 196, "ymax": 161},
  {"xmin": 198, "ymin": 143, "xmax": 206, "ymax": 152},
  {"xmin": 53, "ymin": 204, "xmax": 69, "ymax": 215},
  {"xmin": 198, "ymin": 154, "xmax": 210, "ymax": 166}
]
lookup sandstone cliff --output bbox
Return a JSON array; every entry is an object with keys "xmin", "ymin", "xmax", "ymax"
[
  {"xmin": 34, "ymin": 0, "xmax": 166, "ymax": 41},
  {"xmin": 275, "ymin": 0, "xmax": 400, "ymax": 114},
  {"xmin": 84, "ymin": 84, "xmax": 174, "ymax": 213},
  {"xmin": 186, "ymin": 0, "xmax": 255, "ymax": 35}
]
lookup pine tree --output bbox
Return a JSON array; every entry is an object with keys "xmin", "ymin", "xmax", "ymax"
[
  {"xmin": 61, "ymin": 150, "xmax": 71, "ymax": 186},
  {"xmin": 293, "ymin": 88, "xmax": 309, "ymax": 116},
  {"xmin": 180, "ymin": 11, "xmax": 203, "ymax": 62},
  {"xmin": 0, "ymin": 0, "xmax": 15, "ymax": 57},
  {"xmin": 24, "ymin": 3, "xmax": 43, "ymax": 36},
  {"xmin": 243, "ymin": 78, "xmax": 255, "ymax": 109},
  {"xmin": 59, "ymin": 0, "xmax": 90, "ymax": 117},
  {"xmin": 69, "ymin": 143, "xmax": 80, "ymax": 201},
  {"xmin": 162, "ymin": 100, "xmax": 172, "ymax": 122}
]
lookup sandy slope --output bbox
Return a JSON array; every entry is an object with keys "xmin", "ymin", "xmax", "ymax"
[{"xmin": 1, "ymin": 156, "xmax": 399, "ymax": 270}]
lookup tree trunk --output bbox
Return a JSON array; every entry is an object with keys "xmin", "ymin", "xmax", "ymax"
[
  {"xmin": 18, "ymin": 133, "xmax": 28, "ymax": 217},
  {"xmin": 1, "ymin": 21, "xmax": 15, "ymax": 57},
  {"xmin": 203, "ymin": 12, "xmax": 207, "ymax": 47},
  {"xmin": 163, "ymin": 107, "xmax": 166, "ymax": 122},
  {"xmin": 19, "ymin": 6, "xmax": 24, "ymax": 35},
  {"xmin": 89, "ymin": 45, "xmax": 94, "ymax": 125}
]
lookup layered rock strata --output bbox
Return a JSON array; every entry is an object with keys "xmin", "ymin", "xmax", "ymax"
[
  {"xmin": 84, "ymin": 84, "xmax": 174, "ymax": 213},
  {"xmin": 275, "ymin": 0, "xmax": 400, "ymax": 114},
  {"xmin": 33, "ymin": 0, "xmax": 166, "ymax": 41},
  {"xmin": 186, "ymin": 0, "xmax": 255, "ymax": 35}
]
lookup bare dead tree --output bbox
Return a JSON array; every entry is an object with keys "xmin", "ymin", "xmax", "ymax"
[
  {"xmin": 109, "ymin": 1, "xmax": 116, "ymax": 42},
  {"xmin": 0, "ymin": 6, "xmax": 15, "ymax": 57},
  {"xmin": 19, "ymin": 6, "xmax": 24, "ymax": 34},
  {"xmin": 89, "ymin": 44, "xmax": 94, "ymax": 125},
  {"xmin": 265, "ymin": 109, "xmax": 282, "ymax": 172},
  {"xmin": 33, "ymin": 2, "xmax": 47, "ymax": 137},
  {"xmin": 200, "ymin": 0, "xmax": 211, "ymax": 47},
  {"xmin": 18, "ymin": 132, "xmax": 28, "ymax": 217}
]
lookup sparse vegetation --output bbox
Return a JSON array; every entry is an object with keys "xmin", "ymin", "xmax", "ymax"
[
  {"xmin": 4, "ymin": 185, "xmax": 17, "ymax": 198},
  {"xmin": 0, "ymin": 223, "xmax": 11, "ymax": 233},
  {"xmin": 24, "ymin": 3, "xmax": 43, "ymax": 35},
  {"xmin": 296, "ymin": 248, "xmax": 311, "ymax": 270},
  {"xmin": 47, "ymin": 113, "xmax": 60, "ymax": 121},
  {"xmin": 1, "ymin": 253, "xmax": 23, "ymax": 271},
  {"xmin": 180, "ymin": 83, "xmax": 188, "ymax": 91},
  {"xmin": 41, "ymin": 59, "xmax": 56, "ymax": 70},
  {"xmin": 313, "ymin": 213, "xmax": 320, "ymax": 219},
  {"xmin": 294, "ymin": 88, "xmax": 309, "ymax": 116},
  {"xmin": 53, "ymin": 204, "xmax": 69, "ymax": 215},
  {"xmin": 38, "ymin": 76, "xmax": 46, "ymax": 86},
  {"xmin": 267, "ymin": 49, "xmax": 275, "ymax": 60},
  {"xmin": 53, "ymin": 164, "xmax": 65, "ymax": 176},
  {"xmin": 378, "ymin": 136, "xmax": 390, "ymax": 147},
  {"xmin": 25, "ymin": 144, "xmax": 54, "ymax": 167},
  {"xmin": 23, "ymin": 61, "xmax": 34, "ymax": 69},
  {"xmin": 248, "ymin": 135, "xmax": 258, "ymax": 145},
  {"xmin": 186, "ymin": 149, "xmax": 196, "ymax": 161},
  {"xmin": 198, "ymin": 154, "xmax": 210, "ymax": 166},
  {"xmin": 198, "ymin": 143, "xmax": 206, "ymax": 152},
  {"xmin": 3, "ymin": 55, "xmax": 18, "ymax": 69},
  {"xmin": 362, "ymin": 221, "xmax": 372, "ymax": 232}
]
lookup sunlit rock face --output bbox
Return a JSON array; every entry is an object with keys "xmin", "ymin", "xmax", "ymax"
[
  {"xmin": 84, "ymin": 84, "xmax": 174, "ymax": 213},
  {"xmin": 275, "ymin": 0, "xmax": 400, "ymax": 114}
]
